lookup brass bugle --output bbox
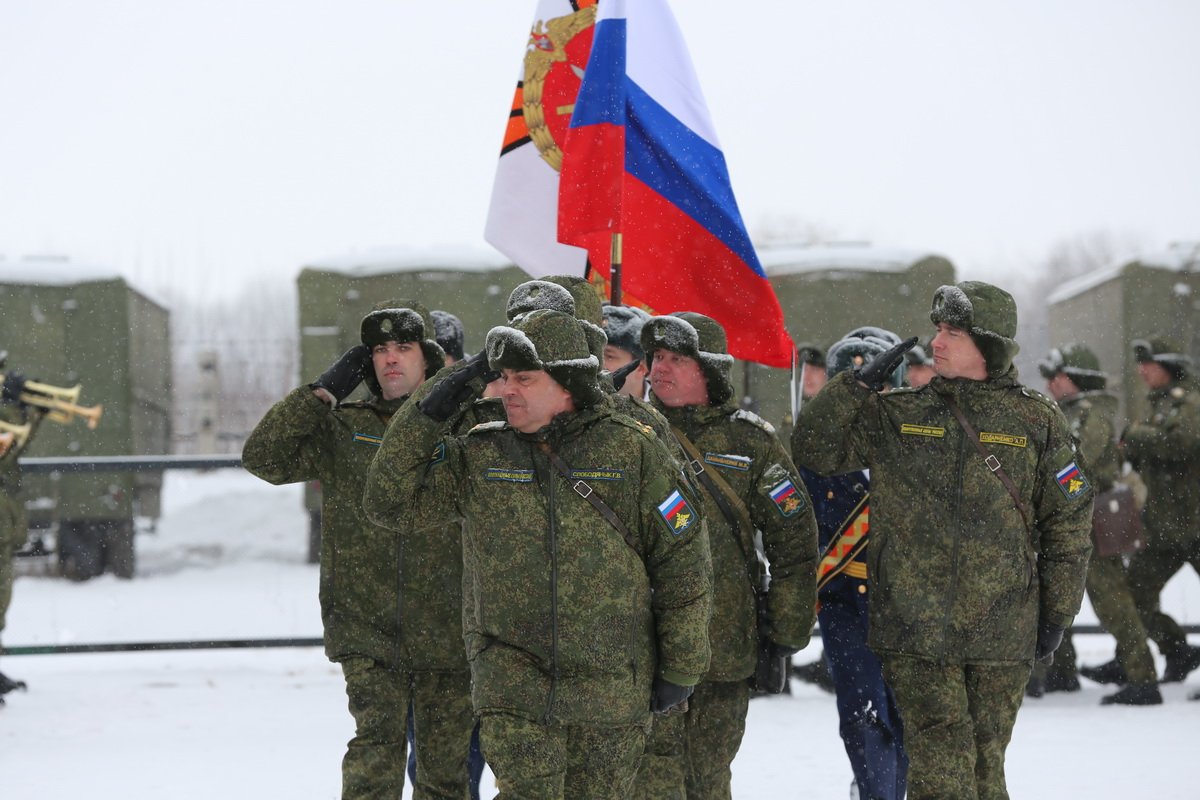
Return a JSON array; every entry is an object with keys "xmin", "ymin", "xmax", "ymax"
[
  {"xmin": 0, "ymin": 419, "xmax": 32, "ymax": 450},
  {"xmin": 0, "ymin": 373, "xmax": 101, "ymax": 429}
]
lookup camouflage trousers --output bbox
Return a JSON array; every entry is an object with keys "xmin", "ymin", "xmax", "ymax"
[
  {"xmin": 882, "ymin": 655, "xmax": 1028, "ymax": 800},
  {"xmin": 632, "ymin": 679, "xmax": 750, "ymax": 800},
  {"xmin": 1047, "ymin": 551, "xmax": 1157, "ymax": 686},
  {"xmin": 340, "ymin": 658, "xmax": 475, "ymax": 800},
  {"xmin": 0, "ymin": 500, "xmax": 17, "ymax": 635},
  {"xmin": 478, "ymin": 711, "xmax": 646, "ymax": 800},
  {"xmin": 1127, "ymin": 532, "xmax": 1200, "ymax": 658}
]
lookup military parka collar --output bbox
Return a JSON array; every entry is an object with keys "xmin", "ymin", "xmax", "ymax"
[
  {"xmin": 370, "ymin": 394, "xmax": 410, "ymax": 417},
  {"xmin": 513, "ymin": 394, "xmax": 615, "ymax": 446},
  {"xmin": 927, "ymin": 369, "xmax": 1019, "ymax": 402},
  {"xmin": 650, "ymin": 397, "xmax": 736, "ymax": 429}
]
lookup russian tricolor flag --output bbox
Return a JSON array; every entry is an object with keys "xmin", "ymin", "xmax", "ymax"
[{"xmin": 558, "ymin": 0, "xmax": 794, "ymax": 367}]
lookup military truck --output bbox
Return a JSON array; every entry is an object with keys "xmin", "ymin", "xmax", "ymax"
[
  {"xmin": 0, "ymin": 259, "xmax": 172, "ymax": 579},
  {"xmin": 1046, "ymin": 242, "xmax": 1200, "ymax": 425},
  {"xmin": 296, "ymin": 248, "xmax": 529, "ymax": 560},
  {"xmin": 739, "ymin": 243, "xmax": 956, "ymax": 431}
]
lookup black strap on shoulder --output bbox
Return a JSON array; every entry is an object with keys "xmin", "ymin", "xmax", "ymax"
[
  {"xmin": 941, "ymin": 395, "xmax": 1033, "ymax": 534},
  {"xmin": 536, "ymin": 442, "xmax": 640, "ymax": 555}
]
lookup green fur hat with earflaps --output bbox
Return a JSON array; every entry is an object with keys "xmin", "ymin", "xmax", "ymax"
[
  {"xmin": 640, "ymin": 312, "xmax": 735, "ymax": 406},
  {"xmin": 1132, "ymin": 335, "xmax": 1193, "ymax": 380},
  {"xmin": 485, "ymin": 309, "xmax": 604, "ymax": 408},
  {"xmin": 1039, "ymin": 343, "xmax": 1107, "ymax": 391},
  {"xmin": 359, "ymin": 299, "xmax": 445, "ymax": 396},
  {"xmin": 929, "ymin": 281, "xmax": 1020, "ymax": 378}
]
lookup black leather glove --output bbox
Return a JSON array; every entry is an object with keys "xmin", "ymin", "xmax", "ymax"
[
  {"xmin": 310, "ymin": 345, "xmax": 371, "ymax": 403},
  {"xmin": 2, "ymin": 372, "xmax": 28, "ymax": 404},
  {"xmin": 1035, "ymin": 621, "xmax": 1067, "ymax": 665},
  {"xmin": 609, "ymin": 358, "xmax": 641, "ymax": 393},
  {"xmin": 750, "ymin": 640, "xmax": 799, "ymax": 695},
  {"xmin": 768, "ymin": 642, "xmax": 801, "ymax": 660},
  {"xmin": 650, "ymin": 676, "xmax": 693, "ymax": 714},
  {"xmin": 854, "ymin": 336, "xmax": 919, "ymax": 392},
  {"xmin": 418, "ymin": 351, "xmax": 498, "ymax": 422}
]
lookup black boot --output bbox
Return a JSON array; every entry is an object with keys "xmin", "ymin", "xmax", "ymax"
[
  {"xmin": 1079, "ymin": 659, "xmax": 1127, "ymax": 685},
  {"xmin": 1100, "ymin": 684, "xmax": 1163, "ymax": 706},
  {"xmin": 1044, "ymin": 670, "xmax": 1081, "ymax": 693},
  {"xmin": 0, "ymin": 670, "xmax": 27, "ymax": 696},
  {"xmin": 1162, "ymin": 645, "xmax": 1200, "ymax": 683},
  {"xmin": 1024, "ymin": 672, "xmax": 1045, "ymax": 698}
]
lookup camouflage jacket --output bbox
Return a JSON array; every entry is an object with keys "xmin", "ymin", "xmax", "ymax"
[
  {"xmin": 793, "ymin": 371, "xmax": 1093, "ymax": 664},
  {"xmin": 1060, "ymin": 391, "xmax": 1121, "ymax": 494},
  {"xmin": 363, "ymin": 392, "xmax": 713, "ymax": 727},
  {"xmin": 241, "ymin": 386, "xmax": 466, "ymax": 671},
  {"xmin": 654, "ymin": 399, "xmax": 818, "ymax": 681},
  {"xmin": 1, "ymin": 403, "xmax": 44, "ymax": 551},
  {"xmin": 1122, "ymin": 378, "xmax": 1200, "ymax": 546}
]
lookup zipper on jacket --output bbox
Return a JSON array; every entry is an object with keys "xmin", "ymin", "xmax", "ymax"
[
  {"xmin": 939, "ymin": 420, "xmax": 969, "ymax": 662},
  {"xmin": 543, "ymin": 451, "xmax": 560, "ymax": 724}
]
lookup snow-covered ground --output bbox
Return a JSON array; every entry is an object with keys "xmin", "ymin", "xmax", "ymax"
[{"xmin": 3, "ymin": 470, "xmax": 1198, "ymax": 799}]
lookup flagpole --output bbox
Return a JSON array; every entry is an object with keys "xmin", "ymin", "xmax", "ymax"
[{"xmin": 609, "ymin": 232, "xmax": 623, "ymax": 305}]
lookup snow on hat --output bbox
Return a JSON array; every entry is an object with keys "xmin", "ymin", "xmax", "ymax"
[
  {"xmin": 485, "ymin": 309, "xmax": 603, "ymax": 407},
  {"xmin": 930, "ymin": 281, "xmax": 1020, "ymax": 378},
  {"xmin": 506, "ymin": 280, "xmax": 576, "ymax": 321},
  {"xmin": 827, "ymin": 326, "xmax": 907, "ymax": 388},
  {"xmin": 602, "ymin": 304, "xmax": 651, "ymax": 360},
  {"xmin": 431, "ymin": 309, "xmax": 465, "ymax": 362},
  {"xmin": 359, "ymin": 299, "xmax": 445, "ymax": 396},
  {"xmin": 542, "ymin": 275, "xmax": 604, "ymax": 325},
  {"xmin": 641, "ymin": 312, "xmax": 735, "ymax": 406},
  {"xmin": 1132, "ymin": 335, "xmax": 1192, "ymax": 378},
  {"xmin": 1039, "ymin": 343, "xmax": 1107, "ymax": 390}
]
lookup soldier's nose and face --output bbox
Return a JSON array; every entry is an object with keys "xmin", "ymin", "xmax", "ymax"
[
  {"xmin": 499, "ymin": 368, "xmax": 576, "ymax": 433},
  {"xmin": 1137, "ymin": 361, "xmax": 1171, "ymax": 389},
  {"xmin": 373, "ymin": 341, "xmax": 427, "ymax": 400},
  {"xmin": 931, "ymin": 323, "xmax": 988, "ymax": 381},
  {"xmin": 603, "ymin": 344, "xmax": 648, "ymax": 399},
  {"xmin": 649, "ymin": 349, "xmax": 710, "ymax": 407}
]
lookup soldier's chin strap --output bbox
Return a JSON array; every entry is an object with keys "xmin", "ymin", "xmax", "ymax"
[{"xmin": 941, "ymin": 395, "xmax": 1033, "ymax": 534}]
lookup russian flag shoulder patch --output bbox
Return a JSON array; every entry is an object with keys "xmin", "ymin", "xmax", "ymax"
[{"xmin": 657, "ymin": 488, "xmax": 696, "ymax": 535}]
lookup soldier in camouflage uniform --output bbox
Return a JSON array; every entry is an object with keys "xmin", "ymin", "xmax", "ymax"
[
  {"xmin": 1032, "ymin": 344, "xmax": 1161, "ymax": 705},
  {"xmin": 363, "ymin": 309, "xmax": 713, "ymax": 800},
  {"xmin": 1113, "ymin": 336, "xmax": 1200, "ymax": 684},
  {"xmin": 243, "ymin": 301, "xmax": 478, "ymax": 800},
  {"xmin": 1, "ymin": 367, "xmax": 47, "ymax": 704},
  {"xmin": 794, "ymin": 282, "xmax": 1093, "ymax": 800},
  {"xmin": 636, "ymin": 312, "xmax": 818, "ymax": 800}
]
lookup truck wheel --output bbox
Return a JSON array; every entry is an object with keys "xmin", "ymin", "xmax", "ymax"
[
  {"xmin": 58, "ymin": 522, "xmax": 105, "ymax": 581},
  {"xmin": 104, "ymin": 520, "xmax": 136, "ymax": 579}
]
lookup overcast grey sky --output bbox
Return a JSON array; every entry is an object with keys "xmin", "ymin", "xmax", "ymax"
[{"xmin": 2, "ymin": 0, "xmax": 1197, "ymax": 300}]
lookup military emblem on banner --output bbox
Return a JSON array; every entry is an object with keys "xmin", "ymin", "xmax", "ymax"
[
  {"xmin": 1055, "ymin": 461, "xmax": 1089, "ymax": 499},
  {"xmin": 657, "ymin": 489, "xmax": 695, "ymax": 535},
  {"xmin": 768, "ymin": 478, "xmax": 805, "ymax": 517}
]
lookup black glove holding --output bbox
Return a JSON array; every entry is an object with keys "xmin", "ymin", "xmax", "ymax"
[
  {"xmin": 750, "ymin": 641, "xmax": 800, "ymax": 695},
  {"xmin": 609, "ymin": 358, "xmax": 641, "ymax": 393},
  {"xmin": 310, "ymin": 345, "xmax": 371, "ymax": 404},
  {"xmin": 2, "ymin": 372, "xmax": 28, "ymax": 405},
  {"xmin": 650, "ymin": 676, "xmax": 693, "ymax": 714},
  {"xmin": 1035, "ymin": 621, "xmax": 1067, "ymax": 666},
  {"xmin": 854, "ymin": 336, "xmax": 919, "ymax": 392},
  {"xmin": 418, "ymin": 351, "xmax": 499, "ymax": 422}
]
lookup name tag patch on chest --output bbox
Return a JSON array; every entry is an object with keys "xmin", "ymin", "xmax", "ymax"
[
  {"xmin": 703, "ymin": 452, "xmax": 751, "ymax": 471},
  {"xmin": 570, "ymin": 468, "xmax": 624, "ymax": 481},
  {"xmin": 485, "ymin": 468, "xmax": 534, "ymax": 483},
  {"xmin": 768, "ymin": 478, "xmax": 805, "ymax": 517},
  {"xmin": 353, "ymin": 432, "xmax": 383, "ymax": 447},
  {"xmin": 900, "ymin": 424, "xmax": 945, "ymax": 438},
  {"xmin": 1055, "ymin": 461, "xmax": 1090, "ymax": 499},
  {"xmin": 657, "ymin": 489, "xmax": 696, "ymax": 535},
  {"xmin": 980, "ymin": 432, "xmax": 1027, "ymax": 448},
  {"xmin": 430, "ymin": 442, "xmax": 446, "ymax": 464}
]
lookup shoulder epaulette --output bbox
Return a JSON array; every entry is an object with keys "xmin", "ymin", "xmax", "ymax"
[
  {"xmin": 1019, "ymin": 386, "xmax": 1058, "ymax": 410},
  {"xmin": 336, "ymin": 400, "xmax": 375, "ymax": 411},
  {"xmin": 610, "ymin": 413, "xmax": 656, "ymax": 439},
  {"xmin": 731, "ymin": 408, "xmax": 776, "ymax": 435},
  {"xmin": 887, "ymin": 385, "xmax": 924, "ymax": 395},
  {"xmin": 467, "ymin": 420, "xmax": 507, "ymax": 435}
]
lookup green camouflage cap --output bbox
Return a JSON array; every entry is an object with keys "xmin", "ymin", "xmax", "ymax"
[
  {"xmin": 827, "ymin": 326, "xmax": 907, "ymax": 389},
  {"xmin": 1132, "ymin": 335, "xmax": 1192, "ymax": 377},
  {"xmin": 930, "ymin": 281, "xmax": 1020, "ymax": 377},
  {"xmin": 486, "ymin": 309, "xmax": 604, "ymax": 407},
  {"xmin": 1039, "ymin": 343, "xmax": 1106, "ymax": 390},
  {"xmin": 506, "ymin": 280, "xmax": 576, "ymax": 321},
  {"xmin": 795, "ymin": 342, "xmax": 826, "ymax": 367},
  {"xmin": 542, "ymin": 275, "xmax": 604, "ymax": 326},
  {"xmin": 641, "ymin": 312, "xmax": 735, "ymax": 406},
  {"xmin": 359, "ymin": 299, "xmax": 445, "ymax": 394}
]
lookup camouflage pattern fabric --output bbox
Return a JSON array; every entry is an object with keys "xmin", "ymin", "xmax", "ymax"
[
  {"xmin": 1045, "ymin": 391, "xmax": 1156, "ymax": 687},
  {"xmin": 1123, "ymin": 376, "xmax": 1200, "ymax": 658},
  {"xmin": 478, "ymin": 711, "xmax": 646, "ymax": 800},
  {"xmin": 363, "ymin": 389, "xmax": 713, "ymax": 728},
  {"xmin": 0, "ymin": 403, "xmax": 43, "ymax": 635},
  {"xmin": 681, "ymin": 680, "xmax": 750, "ymax": 800},
  {"xmin": 633, "ymin": 712, "xmax": 686, "ymax": 800},
  {"xmin": 243, "ymin": 386, "xmax": 467, "ymax": 670},
  {"xmin": 409, "ymin": 668, "xmax": 477, "ymax": 799},
  {"xmin": 882, "ymin": 655, "xmax": 1028, "ymax": 800},
  {"xmin": 794, "ymin": 370, "xmax": 1094, "ymax": 663}
]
